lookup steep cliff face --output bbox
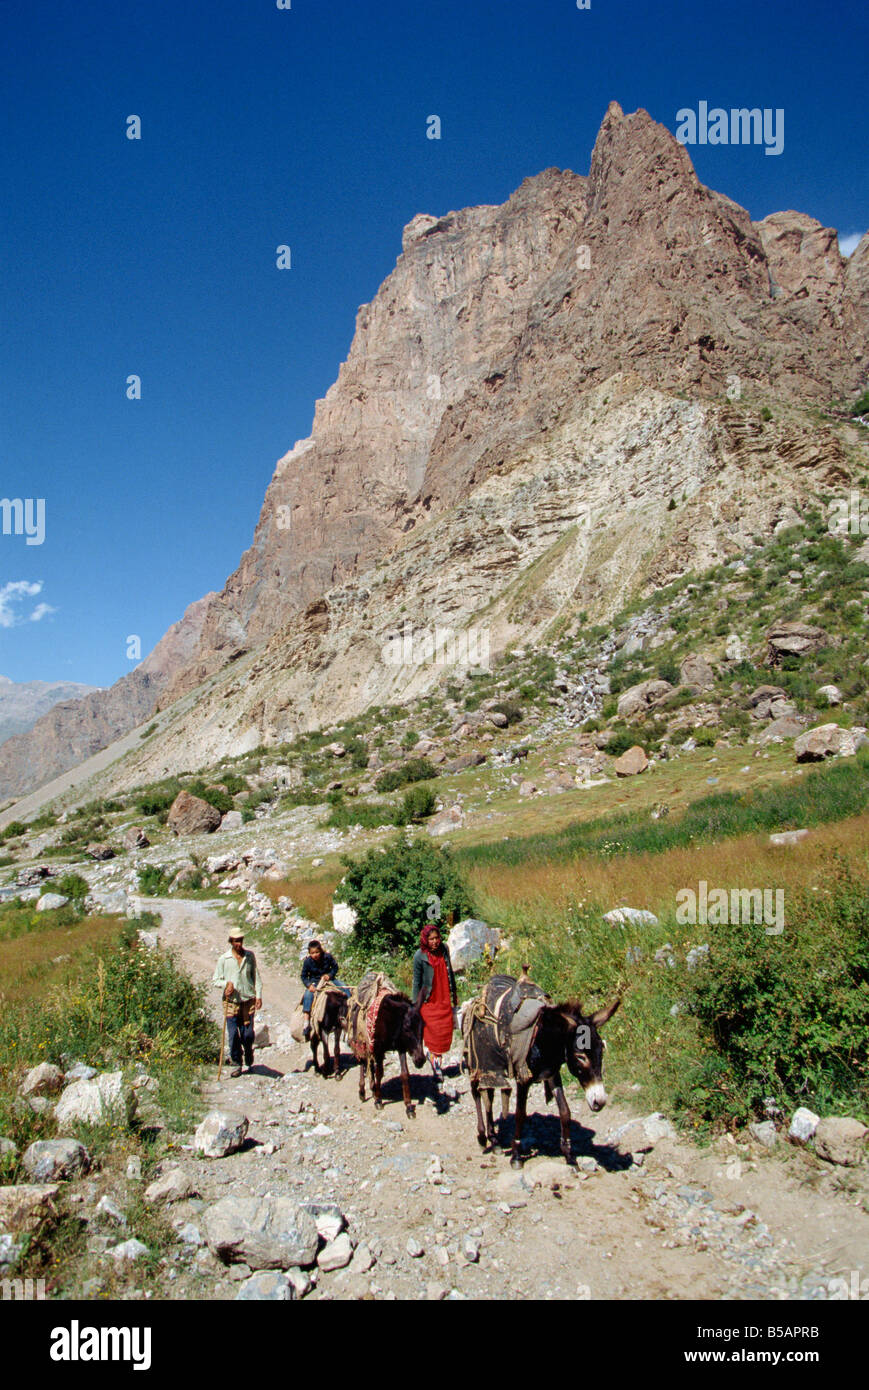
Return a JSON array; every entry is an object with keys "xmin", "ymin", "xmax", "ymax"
[{"xmin": 2, "ymin": 102, "xmax": 867, "ymax": 800}]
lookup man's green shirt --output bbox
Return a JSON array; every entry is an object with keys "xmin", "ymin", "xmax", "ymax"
[{"xmin": 213, "ymin": 949, "xmax": 263, "ymax": 1002}]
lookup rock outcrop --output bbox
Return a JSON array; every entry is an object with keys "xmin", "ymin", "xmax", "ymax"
[{"xmin": 1, "ymin": 103, "xmax": 867, "ymax": 800}]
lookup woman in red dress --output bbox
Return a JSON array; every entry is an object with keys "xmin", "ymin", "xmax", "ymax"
[{"xmin": 412, "ymin": 923, "xmax": 458, "ymax": 1083}]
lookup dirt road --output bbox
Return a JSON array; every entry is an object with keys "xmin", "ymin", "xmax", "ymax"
[{"xmin": 139, "ymin": 896, "xmax": 869, "ymax": 1301}]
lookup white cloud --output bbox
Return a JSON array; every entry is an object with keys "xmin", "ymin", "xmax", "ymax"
[
  {"xmin": 0, "ymin": 581, "xmax": 51, "ymax": 629},
  {"xmin": 839, "ymin": 231, "xmax": 865, "ymax": 258}
]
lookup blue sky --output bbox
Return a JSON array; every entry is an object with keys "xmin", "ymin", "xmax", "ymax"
[{"xmin": 1, "ymin": 0, "xmax": 866, "ymax": 687}]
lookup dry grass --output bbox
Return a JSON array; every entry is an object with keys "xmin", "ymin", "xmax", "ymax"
[
  {"xmin": 468, "ymin": 812, "xmax": 869, "ymax": 918},
  {"xmin": 258, "ymin": 874, "xmax": 340, "ymax": 926},
  {"xmin": 0, "ymin": 915, "xmax": 123, "ymax": 1005}
]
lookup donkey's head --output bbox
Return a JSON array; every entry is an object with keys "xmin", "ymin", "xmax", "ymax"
[
  {"xmin": 561, "ymin": 998, "xmax": 620, "ymax": 1112},
  {"xmin": 401, "ymin": 1000, "xmax": 427, "ymax": 1070}
]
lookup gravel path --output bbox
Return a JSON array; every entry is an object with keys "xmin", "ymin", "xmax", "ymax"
[{"xmin": 135, "ymin": 897, "xmax": 869, "ymax": 1301}]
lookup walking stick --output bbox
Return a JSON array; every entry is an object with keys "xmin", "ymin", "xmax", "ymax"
[{"xmin": 217, "ymin": 1000, "xmax": 228, "ymax": 1080}]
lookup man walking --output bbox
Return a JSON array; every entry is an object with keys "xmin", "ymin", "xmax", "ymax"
[{"xmin": 213, "ymin": 928, "xmax": 263, "ymax": 1076}]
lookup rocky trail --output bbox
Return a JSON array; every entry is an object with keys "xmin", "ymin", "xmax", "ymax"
[{"xmin": 129, "ymin": 897, "xmax": 868, "ymax": 1301}]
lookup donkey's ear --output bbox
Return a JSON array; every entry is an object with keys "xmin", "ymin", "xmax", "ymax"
[{"xmin": 591, "ymin": 998, "xmax": 620, "ymax": 1027}]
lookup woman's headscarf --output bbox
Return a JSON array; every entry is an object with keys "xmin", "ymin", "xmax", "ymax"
[{"xmin": 420, "ymin": 922, "xmax": 443, "ymax": 960}]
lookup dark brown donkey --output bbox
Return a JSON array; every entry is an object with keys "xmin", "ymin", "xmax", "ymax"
[
  {"xmin": 310, "ymin": 988, "xmax": 349, "ymax": 1078},
  {"xmin": 354, "ymin": 994, "xmax": 426, "ymax": 1117},
  {"xmin": 466, "ymin": 991, "xmax": 620, "ymax": 1167}
]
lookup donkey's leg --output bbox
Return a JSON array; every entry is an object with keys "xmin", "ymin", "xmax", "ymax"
[
  {"xmin": 510, "ymin": 1082, "xmax": 529, "ymax": 1168},
  {"xmin": 471, "ymin": 1079, "xmax": 487, "ymax": 1149},
  {"xmin": 554, "ymin": 1084, "xmax": 573, "ymax": 1162},
  {"xmin": 310, "ymin": 1039, "xmax": 319, "ymax": 1075},
  {"xmin": 399, "ymin": 1050, "xmax": 415, "ymax": 1118},
  {"xmin": 373, "ymin": 1051, "xmax": 384, "ymax": 1109},
  {"xmin": 498, "ymin": 1087, "xmax": 512, "ymax": 1145},
  {"xmin": 358, "ymin": 1057, "xmax": 367, "ymax": 1103},
  {"xmin": 332, "ymin": 1028, "xmax": 341, "ymax": 1078},
  {"xmin": 321, "ymin": 1034, "xmax": 331, "ymax": 1076},
  {"xmin": 481, "ymin": 1088, "xmax": 496, "ymax": 1152}
]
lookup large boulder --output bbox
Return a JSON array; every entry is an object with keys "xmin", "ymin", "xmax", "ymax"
[
  {"xmin": 36, "ymin": 892, "xmax": 70, "ymax": 912},
  {"xmin": 679, "ymin": 654, "xmax": 715, "ymax": 691},
  {"xmin": 123, "ymin": 826, "xmax": 150, "ymax": 850},
  {"xmin": 426, "ymin": 805, "xmax": 464, "ymax": 836},
  {"xmin": 794, "ymin": 723, "xmax": 867, "ymax": 762},
  {"xmin": 759, "ymin": 716, "xmax": 805, "ymax": 744},
  {"xmin": 220, "ymin": 810, "xmax": 244, "ymax": 832},
  {"xmin": 194, "ymin": 1110, "xmax": 249, "ymax": 1159},
  {"xmin": 444, "ymin": 751, "xmax": 486, "ymax": 774},
  {"xmin": 21, "ymin": 1139, "xmax": 90, "ymax": 1183},
  {"xmin": 613, "ymin": 746, "xmax": 649, "ymax": 777},
  {"xmin": 203, "ymin": 1196, "xmax": 319, "ymax": 1270},
  {"xmin": 447, "ymin": 919, "xmax": 501, "ymax": 971},
  {"xmin": 813, "ymin": 1117, "xmax": 868, "ymax": 1166},
  {"xmin": 144, "ymin": 1166, "xmax": 197, "ymax": 1204},
  {"xmin": 54, "ymin": 1071, "xmax": 137, "ymax": 1128},
  {"xmin": 766, "ymin": 621, "xmax": 828, "ymax": 663},
  {"xmin": 0, "ymin": 1184, "xmax": 60, "ymax": 1234},
  {"xmin": 19, "ymin": 1062, "xmax": 65, "ymax": 1098},
  {"xmin": 616, "ymin": 680, "xmax": 674, "ymax": 719},
  {"xmin": 167, "ymin": 791, "xmax": 222, "ymax": 836},
  {"xmin": 86, "ymin": 843, "xmax": 116, "ymax": 861}
]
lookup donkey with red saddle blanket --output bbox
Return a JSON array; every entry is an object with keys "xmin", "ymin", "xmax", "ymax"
[
  {"xmin": 346, "ymin": 971, "xmax": 426, "ymax": 1117},
  {"xmin": 462, "ymin": 972, "xmax": 620, "ymax": 1167}
]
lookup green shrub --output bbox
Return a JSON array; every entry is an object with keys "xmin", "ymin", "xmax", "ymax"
[
  {"xmin": 135, "ymin": 780, "xmax": 181, "ymax": 819},
  {"xmin": 492, "ymin": 699, "xmax": 524, "ymax": 726},
  {"xmin": 186, "ymin": 781, "xmax": 233, "ymax": 815},
  {"xmin": 375, "ymin": 758, "xmax": 436, "ymax": 793},
  {"xmin": 138, "ymin": 865, "xmax": 170, "ymax": 897},
  {"xmin": 55, "ymin": 873, "xmax": 90, "ymax": 905},
  {"xmin": 339, "ymin": 836, "xmax": 473, "ymax": 952},
  {"xmin": 679, "ymin": 856, "xmax": 869, "ymax": 1124},
  {"xmin": 694, "ymin": 728, "xmax": 716, "ymax": 747},
  {"xmin": 401, "ymin": 785, "xmax": 437, "ymax": 822},
  {"xmin": 0, "ymin": 821, "xmax": 27, "ymax": 842}
]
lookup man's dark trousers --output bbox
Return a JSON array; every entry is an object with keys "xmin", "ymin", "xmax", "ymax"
[{"xmin": 227, "ymin": 1000, "xmax": 255, "ymax": 1067}]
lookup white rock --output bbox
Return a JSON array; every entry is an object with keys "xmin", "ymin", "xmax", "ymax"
[
  {"xmin": 331, "ymin": 901, "xmax": 358, "ymax": 935},
  {"xmin": 19, "ymin": 1062, "xmax": 65, "ymax": 1098},
  {"xmin": 235, "ymin": 1270, "xmax": 294, "ymax": 1300},
  {"xmin": 55, "ymin": 1071, "xmax": 136, "ymax": 1128},
  {"xmin": 0, "ymin": 1234, "xmax": 22, "ymax": 1272},
  {"xmin": 109, "ymin": 1238, "xmax": 149, "ymax": 1262},
  {"xmin": 789, "ymin": 1107, "xmax": 820, "ymax": 1143},
  {"xmin": 317, "ymin": 1232, "xmax": 353, "ymax": 1271},
  {"xmin": 603, "ymin": 907, "xmax": 659, "ymax": 927},
  {"xmin": 447, "ymin": 919, "xmax": 501, "ymax": 971},
  {"xmin": 194, "ymin": 1110, "xmax": 249, "ymax": 1159},
  {"xmin": 144, "ymin": 1167, "xmax": 196, "ymax": 1204},
  {"xmin": 36, "ymin": 893, "xmax": 69, "ymax": 912},
  {"xmin": 22, "ymin": 1139, "xmax": 90, "ymax": 1182}
]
